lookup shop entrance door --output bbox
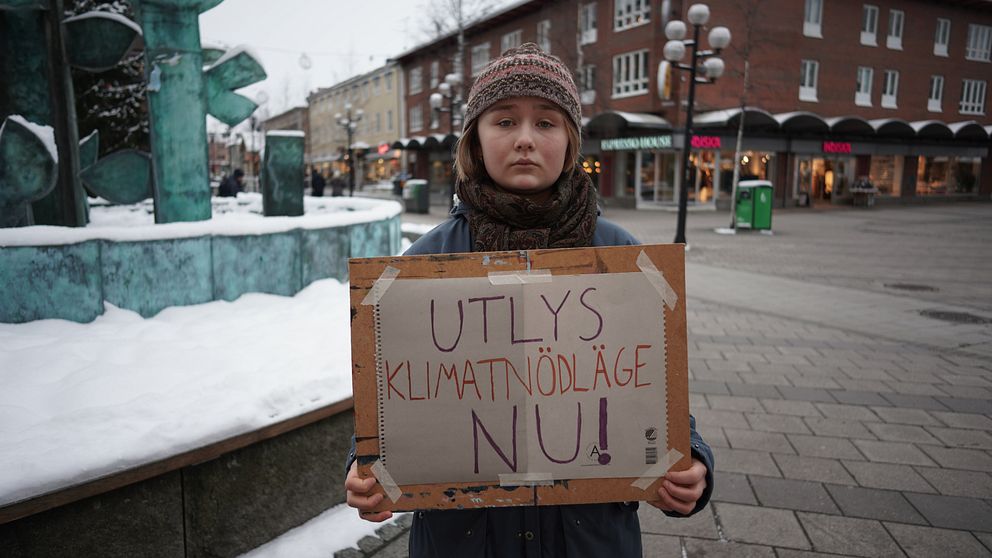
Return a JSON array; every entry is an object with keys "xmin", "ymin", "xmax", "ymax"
[{"xmin": 795, "ymin": 156, "xmax": 854, "ymax": 205}]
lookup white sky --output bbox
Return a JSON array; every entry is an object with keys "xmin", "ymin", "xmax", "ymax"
[{"xmin": 199, "ymin": 0, "xmax": 515, "ymax": 129}]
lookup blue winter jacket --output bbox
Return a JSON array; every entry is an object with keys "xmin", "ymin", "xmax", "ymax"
[{"xmin": 348, "ymin": 203, "xmax": 715, "ymax": 558}]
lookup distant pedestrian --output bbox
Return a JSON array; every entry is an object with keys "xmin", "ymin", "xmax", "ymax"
[
  {"xmin": 218, "ymin": 168, "xmax": 244, "ymax": 197},
  {"xmin": 310, "ymin": 167, "xmax": 326, "ymax": 197},
  {"xmin": 330, "ymin": 170, "xmax": 346, "ymax": 197}
]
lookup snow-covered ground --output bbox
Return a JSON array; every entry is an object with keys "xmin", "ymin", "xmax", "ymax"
[
  {"xmin": 0, "ymin": 193, "xmax": 402, "ymax": 247},
  {"xmin": 0, "ymin": 277, "xmax": 354, "ymax": 508},
  {"xmin": 239, "ymin": 504, "xmax": 407, "ymax": 558}
]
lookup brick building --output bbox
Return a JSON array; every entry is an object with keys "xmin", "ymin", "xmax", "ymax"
[
  {"xmin": 308, "ymin": 63, "xmax": 405, "ymax": 188},
  {"xmin": 391, "ymin": 0, "xmax": 991, "ymax": 208}
]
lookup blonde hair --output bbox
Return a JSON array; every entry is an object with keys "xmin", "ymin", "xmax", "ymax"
[{"xmin": 454, "ymin": 110, "xmax": 581, "ymax": 184}]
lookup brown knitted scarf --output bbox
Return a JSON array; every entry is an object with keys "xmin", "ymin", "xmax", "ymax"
[{"xmin": 457, "ymin": 169, "xmax": 598, "ymax": 252}]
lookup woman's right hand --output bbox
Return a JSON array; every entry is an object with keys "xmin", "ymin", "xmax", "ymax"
[{"xmin": 345, "ymin": 461, "xmax": 394, "ymax": 522}]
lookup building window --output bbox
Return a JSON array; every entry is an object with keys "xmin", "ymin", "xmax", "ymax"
[
  {"xmin": 501, "ymin": 30, "xmax": 522, "ymax": 53},
  {"xmin": 471, "ymin": 43, "xmax": 490, "ymax": 76},
  {"xmin": 855, "ymin": 66, "xmax": 873, "ymax": 106},
  {"xmin": 612, "ymin": 50, "xmax": 649, "ymax": 98},
  {"xmin": 928, "ymin": 75, "xmax": 944, "ymax": 112},
  {"xmin": 804, "ymin": 0, "xmax": 822, "ymax": 38},
  {"xmin": 388, "ymin": 109, "xmax": 394, "ymax": 131},
  {"xmin": 887, "ymin": 9, "xmax": 903, "ymax": 49},
  {"xmin": 537, "ymin": 20, "xmax": 552, "ymax": 53},
  {"xmin": 614, "ymin": 0, "xmax": 650, "ymax": 31},
  {"xmin": 386, "ymin": 72, "xmax": 393, "ymax": 91},
  {"xmin": 799, "ymin": 59, "xmax": 818, "ymax": 102},
  {"xmin": 965, "ymin": 24, "xmax": 992, "ymax": 61},
  {"xmin": 881, "ymin": 69, "xmax": 898, "ymax": 108},
  {"xmin": 376, "ymin": 112, "xmax": 382, "ymax": 133},
  {"xmin": 580, "ymin": 64, "xmax": 596, "ymax": 104},
  {"xmin": 934, "ymin": 19, "xmax": 950, "ymax": 56},
  {"xmin": 580, "ymin": 2, "xmax": 598, "ymax": 44},
  {"xmin": 372, "ymin": 76, "xmax": 381, "ymax": 94},
  {"xmin": 430, "ymin": 61, "xmax": 439, "ymax": 88},
  {"xmin": 409, "ymin": 67, "xmax": 422, "ymax": 95},
  {"xmin": 960, "ymin": 79, "xmax": 987, "ymax": 115},
  {"xmin": 409, "ymin": 104, "xmax": 423, "ymax": 132},
  {"xmin": 861, "ymin": 4, "xmax": 878, "ymax": 46}
]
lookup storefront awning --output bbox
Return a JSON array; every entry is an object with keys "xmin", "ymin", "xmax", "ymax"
[
  {"xmin": 585, "ymin": 111, "xmax": 672, "ymax": 135},
  {"xmin": 868, "ymin": 118, "xmax": 916, "ymax": 138},
  {"xmin": 694, "ymin": 107, "xmax": 778, "ymax": 129},
  {"xmin": 824, "ymin": 116, "xmax": 874, "ymax": 136},
  {"xmin": 911, "ymin": 120, "xmax": 954, "ymax": 140},
  {"xmin": 390, "ymin": 136, "xmax": 426, "ymax": 149},
  {"xmin": 775, "ymin": 112, "xmax": 829, "ymax": 133},
  {"xmin": 421, "ymin": 133, "xmax": 460, "ymax": 149},
  {"xmin": 949, "ymin": 121, "xmax": 990, "ymax": 141}
]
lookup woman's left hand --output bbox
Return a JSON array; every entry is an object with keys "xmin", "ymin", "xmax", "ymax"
[{"xmin": 647, "ymin": 457, "xmax": 707, "ymax": 515}]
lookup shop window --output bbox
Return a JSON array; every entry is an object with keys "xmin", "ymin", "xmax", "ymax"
[
  {"xmin": 868, "ymin": 155, "xmax": 902, "ymax": 196},
  {"xmin": 612, "ymin": 50, "xmax": 650, "ymax": 98},
  {"xmin": 855, "ymin": 66, "xmax": 873, "ymax": 106},
  {"xmin": 928, "ymin": 75, "xmax": 944, "ymax": 112},
  {"xmin": 409, "ymin": 67, "xmax": 423, "ymax": 95},
  {"xmin": 615, "ymin": 0, "xmax": 650, "ymax": 31},
  {"xmin": 580, "ymin": 3, "xmax": 598, "ymax": 45},
  {"xmin": 800, "ymin": 59, "xmax": 819, "ymax": 102},
  {"xmin": 966, "ymin": 24, "xmax": 992, "ymax": 61},
  {"xmin": 471, "ymin": 43, "xmax": 491, "ymax": 76},
  {"xmin": 501, "ymin": 30, "xmax": 523, "ymax": 53},
  {"xmin": 959, "ymin": 79, "xmax": 987, "ymax": 115},
  {"xmin": 804, "ymin": 0, "xmax": 822, "ymax": 38},
  {"xmin": 861, "ymin": 5, "xmax": 878, "ymax": 46},
  {"xmin": 537, "ymin": 20, "xmax": 552, "ymax": 53},
  {"xmin": 887, "ymin": 10, "xmax": 903, "ymax": 50},
  {"xmin": 934, "ymin": 18, "xmax": 950, "ymax": 56},
  {"xmin": 881, "ymin": 70, "xmax": 899, "ymax": 108},
  {"xmin": 917, "ymin": 156, "xmax": 981, "ymax": 195}
]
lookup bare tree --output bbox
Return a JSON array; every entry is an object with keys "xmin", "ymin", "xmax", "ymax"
[{"xmin": 727, "ymin": 0, "xmax": 763, "ymax": 228}]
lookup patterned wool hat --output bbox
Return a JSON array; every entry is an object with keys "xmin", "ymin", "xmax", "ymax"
[{"xmin": 462, "ymin": 43, "xmax": 582, "ymax": 134}]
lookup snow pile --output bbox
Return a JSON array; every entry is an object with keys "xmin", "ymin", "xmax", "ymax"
[
  {"xmin": 239, "ymin": 504, "xmax": 407, "ymax": 558},
  {"xmin": 0, "ymin": 193, "xmax": 401, "ymax": 247},
  {"xmin": 0, "ymin": 278, "xmax": 355, "ymax": 507}
]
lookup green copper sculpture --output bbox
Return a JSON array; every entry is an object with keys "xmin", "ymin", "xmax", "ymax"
[
  {"xmin": 262, "ymin": 132, "xmax": 305, "ymax": 217},
  {"xmin": 132, "ymin": 0, "xmax": 266, "ymax": 223},
  {"xmin": 0, "ymin": 1, "xmax": 142, "ymax": 226}
]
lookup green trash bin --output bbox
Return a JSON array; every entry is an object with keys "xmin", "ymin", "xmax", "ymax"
[
  {"xmin": 403, "ymin": 179, "xmax": 430, "ymax": 214},
  {"xmin": 735, "ymin": 180, "xmax": 774, "ymax": 231}
]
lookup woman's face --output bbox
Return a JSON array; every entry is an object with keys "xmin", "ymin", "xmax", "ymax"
[{"xmin": 477, "ymin": 96, "xmax": 569, "ymax": 199}]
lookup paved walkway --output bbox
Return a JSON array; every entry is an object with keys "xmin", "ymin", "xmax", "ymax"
[{"xmin": 340, "ymin": 201, "xmax": 992, "ymax": 557}]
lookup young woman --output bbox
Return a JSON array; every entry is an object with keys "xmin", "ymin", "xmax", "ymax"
[{"xmin": 345, "ymin": 43, "xmax": 714, "ymax": 557}]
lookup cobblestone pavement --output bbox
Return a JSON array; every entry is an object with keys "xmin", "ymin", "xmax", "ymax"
[{"xmin": 342, "ymin": 201, "xmax": 992, "ymax": 557}]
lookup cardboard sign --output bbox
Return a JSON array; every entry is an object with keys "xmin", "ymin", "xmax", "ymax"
[{"xmin": 349, "ymin": 244, "xmax": 690, "ymax": 511}]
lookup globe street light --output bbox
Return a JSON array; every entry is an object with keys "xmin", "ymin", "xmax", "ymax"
[
  {"xmin": 429, "ymin": 72, "xmax": 464, "ymax": 208},
  {"xmin": 335, "ymin": 103, "xmax": 363, "ymax": 197},
  {"xmin": 664, "ymin": 3, "xmax": 731, "ymax": 245}
]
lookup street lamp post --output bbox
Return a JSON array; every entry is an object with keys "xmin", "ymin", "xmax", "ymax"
[
  {"xmin": 335, "ymin": 103, "xmax": 364, "ymax": 197},
  {"xmin": 664, "ymin": 3, "xmax": 731, "ymax": 245},
  {"xmin": 430, "ymin": 72, "xmax": 463, "ymax": 208}
]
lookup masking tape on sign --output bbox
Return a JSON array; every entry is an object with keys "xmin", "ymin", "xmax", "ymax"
[
  {"xmin": 488, "ymin": 269, "xmax": 553, "ymax": 285},
  {"xmin": 636, "ymin": 250, "xmax": 678, "ymax": 310},
  {"xmin": 370, "ymin": 459, "xmax": 402, "ymax": 502},
  {"xmin": 498, "ymin": 472, "xmax": 555, "ymax": 487},
  {"xmin": 631, "ymin": 448, "xmax": 684, "ymax": 490},
  {"xmin": 361, "ymin": 266, "xmax": 401, "ymax": 306}
]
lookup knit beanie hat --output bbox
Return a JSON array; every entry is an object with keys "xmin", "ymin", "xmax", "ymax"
[{"xmin": 462, "ymin": 43, "xmax": 582, "ymax": 135}]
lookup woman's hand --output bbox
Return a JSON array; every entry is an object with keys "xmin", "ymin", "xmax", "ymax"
[
  {"xmin": 648, "ymin": 457, "xmax": 707, "ymax": 515},
  {"xmin": 345, "ymin": 461, "xmax": 394, "ymax": 522}
]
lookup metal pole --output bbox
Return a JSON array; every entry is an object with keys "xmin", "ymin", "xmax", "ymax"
[
  {"xmin": 729, "ymin": 60, "xmax": 749, "ymax": 229},
  {"xmin": 674, "ymin": 23, "xmax": 701, "ymax": 245}
]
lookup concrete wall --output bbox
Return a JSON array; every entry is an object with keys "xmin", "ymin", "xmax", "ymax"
[
  {"xmin": 0, "ymin": 215, "xmax": 400, "ymax": 323},
  {"xmin": 0, "ymin": 410, "xmax": 355, "ymax": 558}
]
